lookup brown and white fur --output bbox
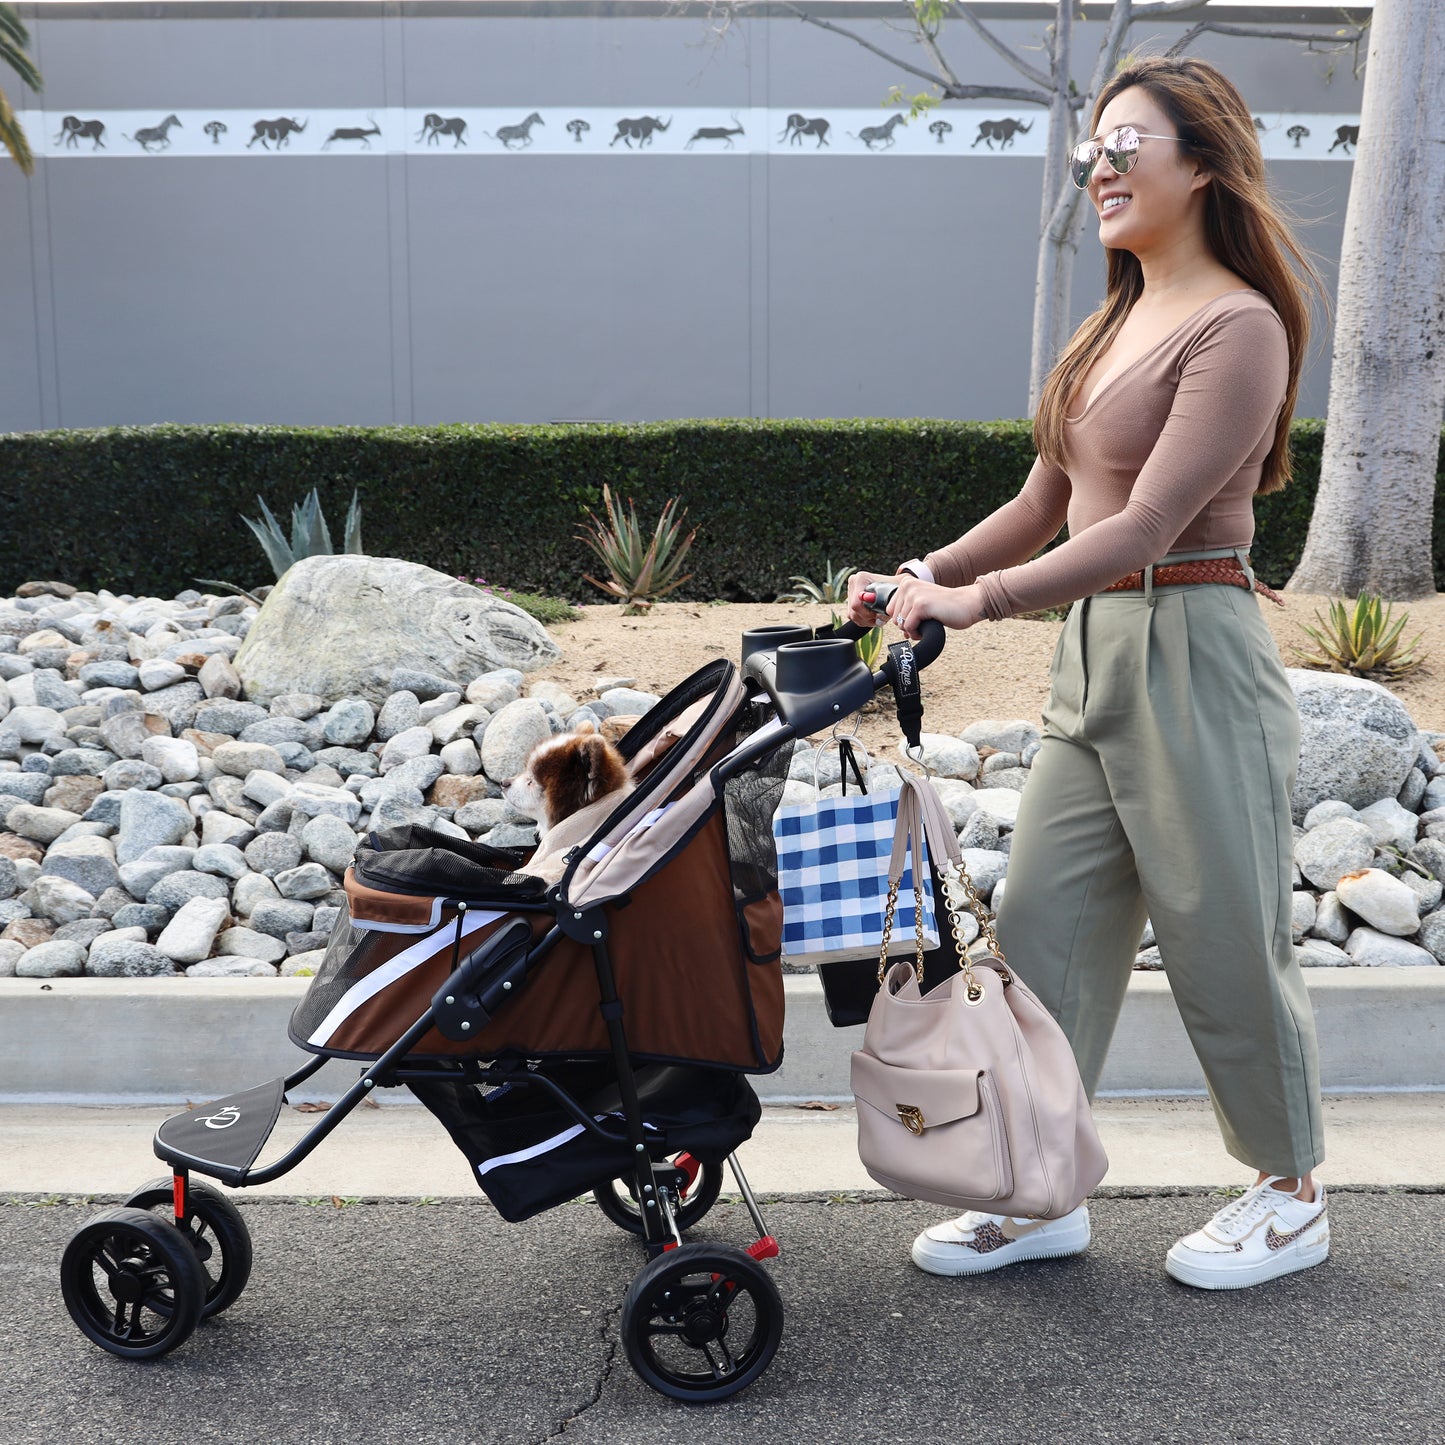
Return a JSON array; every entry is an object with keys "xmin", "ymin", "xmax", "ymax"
[{"xmin": 504, "ymin": 723, "xmax": 635, "ymax": 882}]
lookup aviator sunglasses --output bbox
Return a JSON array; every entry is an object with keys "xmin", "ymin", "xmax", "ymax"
[{"xmin": 1069, "ymin": 124, "xmax": 1183, "ymax": 189}]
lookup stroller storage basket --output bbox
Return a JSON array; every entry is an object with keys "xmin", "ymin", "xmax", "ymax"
[{"xmin": 410, "ymin": 1062, "xmax": 762, "ymax": 1223}]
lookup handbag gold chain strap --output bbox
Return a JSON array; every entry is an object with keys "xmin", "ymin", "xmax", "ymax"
[{"xmin": 878, "ymin": 854, "xmax": 1012, "ymax": 1002}]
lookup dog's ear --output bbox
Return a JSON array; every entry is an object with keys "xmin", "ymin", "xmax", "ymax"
[{"xmin": 572, "ymin": 719, "xmax": 599, "ymax": 737}]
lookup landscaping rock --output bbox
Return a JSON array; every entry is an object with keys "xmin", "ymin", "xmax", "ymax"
[
  {"xmin": 116, "ymin": 790, "xmax": 192, "ymax": 866},
  {"xmin": 274, "ymin": 862, "xmax": 335, "ymax": 901},
  {"xmin": 1333, "ymin": 868, "xmax": 1422, "ymax": 936},
  {"xmin": 245, "ymin": 833, "xmax": 303, "ymax": 878},
  {"xmin": 39, "ymin": 835, "xmax": 119, "ymax": 897},
  {"xmin": 15, "ymin": 939, "xmax": 86, "ymax": 977},
  {"xmin": 233, "ymin": 555, "xmax": 559, "ymax": 706},
  {"xmin": 216, "ymin": 925, "xmax": 288, "ymax": 964},
  {"xmin": 155, "ymin": 895, "xmax": 231, "ymax": 963},
  {"xmin": 1295, "ymin": 816, "xmax": 1376, "ymax": 891},
  {"xmin": 1342, "ymin": 927, "xmax": 1437, "ymax": 967},
  {"xmin": 146, "ymin": 869, "xmax": 231, "ymax": 912},
  {"xmin": 1288, "ymin": 670, "xmax": 1419, "ymax": 822},
  {"xmin": 480, "ymin": 699, "xmax": 552, "ymax": 784},
  {"xmin": 249, "ymin": 898, "xmax": 316, "ymax": 939}
]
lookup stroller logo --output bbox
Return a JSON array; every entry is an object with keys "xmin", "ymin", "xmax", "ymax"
[{"xmin": 198, "ymin": 1105, "xmax": 242, "ymax": 1131}]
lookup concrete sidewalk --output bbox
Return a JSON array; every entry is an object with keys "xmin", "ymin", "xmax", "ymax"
[{"xmin": 4, "ymin": 1094, "xmax": 1442, "ymax": 1198}]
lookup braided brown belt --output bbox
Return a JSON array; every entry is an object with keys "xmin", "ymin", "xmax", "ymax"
[{"xmin": 1102, "ymin": 556, "xmax": 1285, "ymax": 607}]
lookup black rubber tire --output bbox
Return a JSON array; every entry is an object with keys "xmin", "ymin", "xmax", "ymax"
[
  {"xmin": 594, "ymin": 1158, "xmax": 724, "ymax": 1237},
  {"xmin": 620, "ymin": 1241, "xmax": 784, "ymax": 1402},
  {"xmin": 60, "ymin": 1206, "xmax": 209, "ymax": 1360},
  {"xmin": 123, "ymin": 1176, "xmax": 254, "ymax": 1318}
]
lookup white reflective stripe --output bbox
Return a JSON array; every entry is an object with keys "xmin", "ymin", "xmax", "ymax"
[
  {"xmin": 587, "ymin": 842, "xmax": 612, "ymax": 861},
  {"xmin": 474, "ymin": 1113, "xmax": 658, "ymax": 1177},
  {"xmin": 586, "ymin": 801, "xmax": 674, "ymax": 863},
  {"xmin": 306, "ymin": 908, "xmax": 504, "ymax": 1046}
]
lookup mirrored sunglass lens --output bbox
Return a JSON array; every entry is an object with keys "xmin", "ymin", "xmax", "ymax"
[
  {"xmin": 1103, "ymin": 127, "xmax": 1139, "ymax": 175},
  {"xmin": 1069, "ymin": 144, "xmax": 1097, "ymax": 188}
]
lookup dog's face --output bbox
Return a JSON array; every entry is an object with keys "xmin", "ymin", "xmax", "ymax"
[{"xmin": 504, "ymin": 724, "xmax": 630, "ymax": 836}]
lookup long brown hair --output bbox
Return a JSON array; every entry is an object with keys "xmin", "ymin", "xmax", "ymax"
[{"xmin": 1033, "ymin": 55, "xmax": 1323, "ymax": 494}]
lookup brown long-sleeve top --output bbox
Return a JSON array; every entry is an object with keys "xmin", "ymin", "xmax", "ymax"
[{"xmin": 922, "ymin": 289, "xmax": 1289, "ymax": 620}]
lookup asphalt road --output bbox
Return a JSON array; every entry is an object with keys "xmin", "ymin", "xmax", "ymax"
[{"xmin": 2, "ymin": 1190, "xmax": 1441, "ymax": 1445}]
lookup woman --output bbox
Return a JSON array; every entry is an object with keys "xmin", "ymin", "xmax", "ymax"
[{"xmin": 846, "ymin": 56, "xmax": 1328, "ymax": 1292}]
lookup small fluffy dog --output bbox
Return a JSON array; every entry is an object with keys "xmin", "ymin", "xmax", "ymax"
[{"xmin": 504, "ymin": 723, "xmax": 635, "ymax": 882}]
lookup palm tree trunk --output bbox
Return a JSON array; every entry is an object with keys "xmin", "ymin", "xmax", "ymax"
[{"xmin": 1288, "ymin": 0, "xmax": 1445, "ymax": 600}]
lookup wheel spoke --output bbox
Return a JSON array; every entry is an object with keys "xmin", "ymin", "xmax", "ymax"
[{"xmin": 702, "ymin": 1336, "xmax": 736, "ymax": 1379}]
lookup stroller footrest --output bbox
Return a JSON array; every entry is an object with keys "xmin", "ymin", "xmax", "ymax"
[{"xmin": 153, "ymin": 1077, "xmax": 286, "ymax": 1186}]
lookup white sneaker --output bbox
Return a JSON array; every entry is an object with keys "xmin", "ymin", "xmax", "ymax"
[
  {"xmin": 1166, "ymin": 1177, "xmax": 1329, "ymax": 1291},
  {"xmin": 911, "ymin": 1205, "xmax": 1091, "ymax": 1276}
]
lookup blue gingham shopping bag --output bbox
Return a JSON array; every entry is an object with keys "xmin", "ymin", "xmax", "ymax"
[{"xmin": 773, "ymin": 785, "xmax": 940, "ymax": 964}]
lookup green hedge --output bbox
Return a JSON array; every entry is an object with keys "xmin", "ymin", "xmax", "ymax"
[{"xmin": 1, "ymin": 419, "xmax": 1441, "ymax": 600}]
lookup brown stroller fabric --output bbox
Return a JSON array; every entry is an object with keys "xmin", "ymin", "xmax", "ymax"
[{"xmin": 289, "ymin": 659, "xmax": 792, "ymax": 1073}]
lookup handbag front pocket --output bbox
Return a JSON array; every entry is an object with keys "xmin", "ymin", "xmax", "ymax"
[{"xmin": 851, "ymin": 1051, "xmax": 1014, "ymax": 1208}]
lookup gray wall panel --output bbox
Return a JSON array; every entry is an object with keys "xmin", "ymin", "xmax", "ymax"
[
  {"xmin": 4, "ymin": 6, "xmax": 1366, "ymax": 431},
  {"xmin": 45, "ymin": 159, "xmax": 395, "ymax": 425},
  {"xmin": 407, "ymin": 156, "xmax": 752, "ymax": 422},
  {"xmin": 0, "ymin": 172, "xmax": 44, "ymax": 432},
  {"xmin": 39, "ymin": 18, "xmax": 389, "ymax": 109},
  {"xmin": 768, "ymin": 156, "xmax": 1042, "ymax": 420}
]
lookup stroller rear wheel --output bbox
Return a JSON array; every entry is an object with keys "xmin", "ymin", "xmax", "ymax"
[
  {"xmin": 594, "ymin": 1153, "xmax": 723, "ymax": 1237},
  {"xmin": 60, "ymin": 1207, "xmax": 209, "ymax": 1360},
  {"xmin": 123, "ymin": 1177, "xmax": 254, "ymax": 1318},
  {"xmin": 620, "ymin": 1241, "xmax": 783, "ymax": 1402}
]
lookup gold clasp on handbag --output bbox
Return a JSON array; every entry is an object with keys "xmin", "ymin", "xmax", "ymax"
[{"xmin": 896, "ymin": 1104, "xmax": 926, "ymax": 1136}]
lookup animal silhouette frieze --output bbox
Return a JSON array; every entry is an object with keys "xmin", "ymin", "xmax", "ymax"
[
  {"xmin": 323, "ymin": 115, "xmax": 383, "ymax": 149},
  {"xmin": 247, "ymin": 117, "xmax": 306, "ymax": 150},
  {"xmin": 55, "ymin": 116, "xmax": 106, "ymax": 150},
  {"xmin": 685, "ymin": 114, "xmax": 744, "ymax": 149},
  {"xmin": 779, "ymin": 114, "xmax": 829, "ymax": 148},
  {"xmin": 125, "ymin": 115, "xmax": 181, "ymax": 152},
  {"xmin": 1286, "ymin": 124, "xmax": 1310, "ymax": 148},
  {"xmin": 972, "ymin": 117, "xmax": 1031, "ymax": 150},
  {"xmin": 610, "ymin": 115, "xmax": 669, "ymax": 148},
  {"xmin": 1328, "ymin": 124, "xmax": 1359, "ymax": 154},
  {"xmin": 929, "ymin": 119, "xmax": 952, "ymax": 145},
  {"xmin": 850, "ymin": 114, "xmax": 906, "ymax": 150},
  {"xmin": 204, "ymin": 120, "xmax": 227, "ymax": 145},
  {"xmin": 566, "ymin": 118, "xmax": 590, "ymax": 143},
  {"xmin": 417, "ymin": 114, "xmax": 467, "ymax": 147},
  {"xmin": 484, "ymin": 112, "xmax": 544, "ymax": 149}
]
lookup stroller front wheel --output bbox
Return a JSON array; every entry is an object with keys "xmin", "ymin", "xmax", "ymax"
[
  {"xmin": 122, "ymin": 1177, "xmax": 254, "ymax": 1318},
  {"xmin": 60, "ymin": 1207, "xmax": 209, "ymax": 1360},
  {"xmin": 593, "ymin": 1154, "xmax": 723, "ymax": 1236},
  {"xmin": 620, "ymin": 1241, "xmax": 783, "ymax": 1402}
]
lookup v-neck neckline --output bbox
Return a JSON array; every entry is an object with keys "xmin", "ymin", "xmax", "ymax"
[{"xmin": 1066, "ymin": 288, "xmax": 1259, "ymax": 424}]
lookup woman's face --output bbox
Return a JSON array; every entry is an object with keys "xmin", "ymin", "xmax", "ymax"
[{"xmin": 1084, "ymin": 85, "xmax": 1208, "ymax": 255}]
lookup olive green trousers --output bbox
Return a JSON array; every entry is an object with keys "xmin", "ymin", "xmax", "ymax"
[{"xmin": 995, "ymin": 564, "xmax": 1325, "ymax": 1177}]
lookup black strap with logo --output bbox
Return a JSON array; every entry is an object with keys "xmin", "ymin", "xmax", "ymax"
[{"xmin": 887, "ymin": 639, "xmax": 924, "ymax": 751}]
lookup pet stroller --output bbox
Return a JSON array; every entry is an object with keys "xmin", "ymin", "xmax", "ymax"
[{"xmin": 59, "ymin": 607, "xmax": 943, "ymax": 1402}]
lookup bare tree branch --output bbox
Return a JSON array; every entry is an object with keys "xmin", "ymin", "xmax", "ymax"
[
  {"xmin": 779, "ymin": 3, "xmax": 1050, "ymax": 106},
  {"xmin": 950, "ymin": 4, "xmax": 1053, "ymax": 91},
  {"xmin": 1134, "ymin": 0, "xmax": 1215, "ymax": 16},
  {"xmin": 1167, "ymin": 21, "xmax": 1368, "ymax": 57}
]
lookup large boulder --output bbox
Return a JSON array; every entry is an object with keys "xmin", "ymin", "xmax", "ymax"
[
  {"xmin": 233, "ymin": 556, "xmax": 560, "ymax": 707},
  {"xmin": 1287, "ymin": 670, "xmax": 1418, "ymax": 824}
]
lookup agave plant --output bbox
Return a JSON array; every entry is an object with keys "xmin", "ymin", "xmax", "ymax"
[
  {"xmin": 578, "ymin": 485, "xmax": 696, "ymax": 615},
  {"xmin": 1292, "ymin": 593, "xmax": 1426, "ymax": 681},
  {"xmin": 243, "ymin": 488, "xmax": 364, "ymax": 580},
  {"xmin": 777, "ymin": 561, "xmax": 858, "ymax": 605}
]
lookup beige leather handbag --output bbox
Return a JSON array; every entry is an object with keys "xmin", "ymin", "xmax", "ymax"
[{"xmin": 851, "ymin": 771, "xmax": 1108, "ymax": 1219}]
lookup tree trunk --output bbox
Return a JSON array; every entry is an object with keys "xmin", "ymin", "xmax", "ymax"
[{"xmin": 1288, "ymin": 0, "xmax": 1445, "ymax": 600}]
